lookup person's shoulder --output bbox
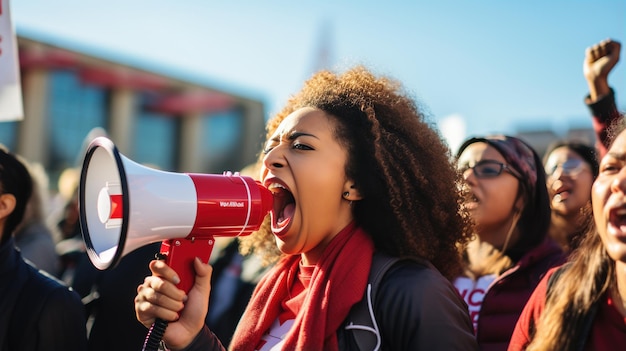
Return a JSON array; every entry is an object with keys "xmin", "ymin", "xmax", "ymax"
[
  {"xmin": 520, "ymin": 238, "xmax": 566, "ymax": 270},
  {"xmin": 385, "ymin": 258, "xmax": 445, "ymax": 279},
  {"xmin": 372, "ymin": 258, "xmax": 478, "ymax": 350},
  {"xmin": 524, "ymin": 263, "xmax": 565, "ymax": 308},
  {"xmin": 378, "ymin": 258, "xmax": 457, "ymax": 299},
  {"xmin": 13, "ymin": 260, "xmax": 85, "ymax": 326},
  {"xmin": 24, "ymin": 260, "xmax": 81, "ymax": 302}
]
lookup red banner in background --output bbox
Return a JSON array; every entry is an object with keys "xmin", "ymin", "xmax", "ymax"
[{"xmin": 0, "ymin": 0, "xmax": 23, "ymax": 122}]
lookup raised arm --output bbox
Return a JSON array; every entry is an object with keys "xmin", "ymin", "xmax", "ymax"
[{"xmin": 583, "ymin": 38, "xmax": 621, "ymax": 158}]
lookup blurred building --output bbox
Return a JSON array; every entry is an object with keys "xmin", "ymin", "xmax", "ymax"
[
  {"xmin": 513, "ymin": 122, "xmax": 597, "ymax": 158},
  {"xmin": 1, "ymin": 32, "xmax": 267, "ymax": 189}
]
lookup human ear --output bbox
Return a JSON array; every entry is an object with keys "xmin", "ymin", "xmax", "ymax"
[
  {"xmin": 0, "ymin": 194, "xmax": 16, "ymax": 220},
  {"xmin": 342, "ymin": 182, "xmax": 363, "ymax": 201}
]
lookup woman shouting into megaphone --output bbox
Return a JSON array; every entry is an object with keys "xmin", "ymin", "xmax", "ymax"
[{"xmin": 134, "ymin": 66, "xmax": 479, "ymax": 351}]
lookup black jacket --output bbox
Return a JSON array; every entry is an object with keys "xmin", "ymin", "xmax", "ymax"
[
  {"xmin": 0, "ymin": 237, "xmax": 87, "ymax": 351},
  {"xmin": 182, "ymin": 258, "xmax": 478, "ymax": 350}
]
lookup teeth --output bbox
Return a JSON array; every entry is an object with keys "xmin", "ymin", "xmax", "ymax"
[
  {"xmin": 616, "ymin": 208, "xmax": 626, "ymax": 216},
  {"xmin": 268, "ymin": 182, "xmax": 286, "ymax": 193}
]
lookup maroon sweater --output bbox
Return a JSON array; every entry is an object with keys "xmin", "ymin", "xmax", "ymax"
[{"xmin": 474, "ymin": 238, "xmax": 565, "ymax": 351}]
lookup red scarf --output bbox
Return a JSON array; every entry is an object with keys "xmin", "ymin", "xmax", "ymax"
[{"xmin": 229, "ymin": 222, "xmax": 374, "ymax": 351}]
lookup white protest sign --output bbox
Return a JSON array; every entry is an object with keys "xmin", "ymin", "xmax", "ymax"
[{"xmin": 0, "ymin": 0, "xmax": 24, "ymax": 121}]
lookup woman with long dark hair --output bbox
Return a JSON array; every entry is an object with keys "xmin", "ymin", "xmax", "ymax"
[{"xmin": 509, "ymin": 119, "xmax": 626, "ymax": 351}]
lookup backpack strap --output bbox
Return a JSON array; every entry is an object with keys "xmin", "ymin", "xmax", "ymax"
[{"xmin": 345, "ymin": 252, "xmax": 400, "ymax": 351}]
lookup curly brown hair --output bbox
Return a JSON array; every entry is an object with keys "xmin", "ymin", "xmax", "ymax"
[{"xmin": 240, "ymin": 66, "xmax": 472, "ymax": 279}]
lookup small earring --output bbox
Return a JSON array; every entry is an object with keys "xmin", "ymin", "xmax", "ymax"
[{"xmin": 343, "ymin": 191, "xmax": 350, "ymax": 198}]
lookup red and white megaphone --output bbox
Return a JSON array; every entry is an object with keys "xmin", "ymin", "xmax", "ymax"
[{"xmin": 79, "ymin": 136, "xmax": 272, "ymax": 293}]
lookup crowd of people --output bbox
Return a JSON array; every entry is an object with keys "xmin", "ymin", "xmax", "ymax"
[{"xmin": 0, "ymin": 37, "xmax": 623, "ymax": 350}]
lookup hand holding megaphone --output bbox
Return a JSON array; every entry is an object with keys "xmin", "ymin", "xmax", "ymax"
[{"xmin": 79, "ymin": 137, "xmax": 272, "ymax": 293}]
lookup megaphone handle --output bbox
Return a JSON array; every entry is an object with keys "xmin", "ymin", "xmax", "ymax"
[
  {"xmin": 142, "ymin": 238, "xmax": 215, "ymax": 351},
  {"xmin": 160, "ymin": 238, "xmax": 216, "ymax": 293}
]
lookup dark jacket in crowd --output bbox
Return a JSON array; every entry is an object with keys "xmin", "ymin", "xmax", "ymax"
[
  {"xmin": 0, "ymin": 237, "xmax": 87, "ymax": 351},
  {"xmin": 71, "ymin": 242, "xmax": 161, "ymax": 351}
]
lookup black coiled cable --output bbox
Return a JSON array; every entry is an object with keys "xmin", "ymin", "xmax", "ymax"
[
  {"xmin": 142, "ymin": 318, "xmax": 168, "ymax": 351},
  {"xmin": 142, "ymin": 252, "xmax": 169, "ymax": 351}
]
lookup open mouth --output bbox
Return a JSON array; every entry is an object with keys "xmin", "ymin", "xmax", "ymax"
[
  {"xmin": 608, "ymin": 207, "xmax": 626, "ymax": 237},
  {"xmin": 267, "ymin": 182, "xmax": 296, "ymax": 235},
  {"xmin": 463, "ymin": 193, "xmax": 479, "ymax": 210},
  {"xmin": 554, "ymin": 191, "xmax": 571, "ymax": 202},
  {"xmin": 553, "ymin": 186, "xmax": 572, "ymax": 202}
]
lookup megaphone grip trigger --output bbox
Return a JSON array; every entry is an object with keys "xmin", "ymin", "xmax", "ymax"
[{"xmin": 159, "ymin": 238, "xmax": 215, "ymax": 294}]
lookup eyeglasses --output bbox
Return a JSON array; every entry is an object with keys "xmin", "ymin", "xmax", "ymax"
[
  {"xmin": 545, "ymin": 159, "xmax": 587, "ymax": 178},
  {"xmin": 459, "ymin": 160, "xmax": 519, "ymax": 179}
]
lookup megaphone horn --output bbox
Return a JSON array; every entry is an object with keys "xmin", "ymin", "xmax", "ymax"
[{"xmin": 79, "ymin": 136, "xmax": 272, "ymax": 293}]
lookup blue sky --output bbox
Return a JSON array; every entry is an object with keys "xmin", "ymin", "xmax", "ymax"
[{"xmin": 10, "ymin": 0, "xmax": 626, "ymax": 151}]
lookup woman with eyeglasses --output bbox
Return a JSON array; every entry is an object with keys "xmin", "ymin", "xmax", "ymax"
[
  {"xmin": 454, "ymin": 135, "xmax": 566, "ymax": 351},
  {"xmin": 543, "ymin": 141, "xmax": 599, "ymax": 253}
]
